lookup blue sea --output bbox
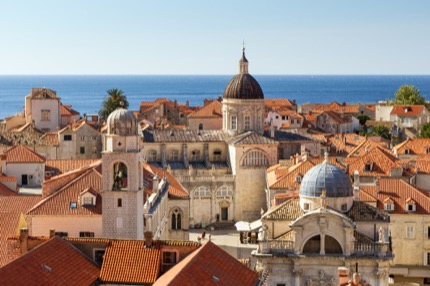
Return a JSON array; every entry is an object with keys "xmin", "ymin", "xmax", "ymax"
[{"xmin": 0, "ymin": 75, "xmax": 430, "ymax": 120}]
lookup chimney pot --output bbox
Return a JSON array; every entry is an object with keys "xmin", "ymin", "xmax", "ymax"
[{"xmin": 20, "ymin": 228, "xmax": 29, "ymax": 255}]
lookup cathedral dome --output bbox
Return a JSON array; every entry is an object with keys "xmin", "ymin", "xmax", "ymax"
[
  {"xmin": 223, "ymin": 46, "xmax": 264, "ymax": 100},
  {"xmin": 223, "ymin": 74, "xmax": 264, "ymax": 100},
  {"xmin": 107, "ymin": 107, "xmax": 138, "ymax": 136},
  {"xmin": 299, "ymin": 159, "xmax": 353, "ymax": 198}
]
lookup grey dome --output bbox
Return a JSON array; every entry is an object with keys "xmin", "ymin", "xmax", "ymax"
[
  {"xmin": 223, "ymin": 74, "xmax": 264, "ymax": 100},
  {"xmin": 299, "ymin": 160, "xmax": 353, "ymax": 198},
  {"xmin": 107, "ymin": 108, "xmax": 138, "ymax": 136}
]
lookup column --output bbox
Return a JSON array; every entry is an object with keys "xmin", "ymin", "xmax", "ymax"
[{"xmin": 320, "ymin": 234, "xmax": 325, "ymax": 255}]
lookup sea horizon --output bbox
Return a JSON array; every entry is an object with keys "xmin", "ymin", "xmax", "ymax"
[{"xmin": 1, "ymin": 74, "xmax": 430, "ymax": 120}]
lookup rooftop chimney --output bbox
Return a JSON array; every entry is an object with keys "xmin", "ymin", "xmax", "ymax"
[
  {"xmin": 144, "ymin": 231, "xmax": 154, "ymax": 248},
  {"xmin": 19, "ymin": 228, "xmax": 29, "ymax": 255}
]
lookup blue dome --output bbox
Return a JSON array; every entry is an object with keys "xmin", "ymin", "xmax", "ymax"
[{"xmin": 299, "ymin": 160, "xmax": 352, "ymax": 198}]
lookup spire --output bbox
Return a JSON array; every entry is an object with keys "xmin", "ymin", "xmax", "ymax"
[{"xmin": 239, "ymin": 41, "xmax": 249, "ymax": 74}]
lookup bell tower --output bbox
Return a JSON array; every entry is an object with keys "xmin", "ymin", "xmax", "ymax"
[{"xmin": 102, "ymin": 108, "xmax": 144, "ymax": 239}]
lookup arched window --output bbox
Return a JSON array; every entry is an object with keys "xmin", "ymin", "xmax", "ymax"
[
  {"xmin": 170, "ymin": 149, "xmax": 179, "ymax": 161},
  {"xmin": 199, "ymin": 123, "xmax": 203, "ymax": 130},
  {"xmin": 112, "ymin": 162, "xmax": 128, "ymax": 191},
  {"xmin": 148, "ymin": 150, "xmax": 157, "ymax": 162},
  {"xmin": 194, "ymin": 186, "xmax": 211, "ymax": 197},
  {"xmin": 303, "ymin": 235, "xmax": 320, "ymax": 254},
  {"xmin": 171, "ymin": 209, "xmax": 182, "ymax": 230},
  {"xmin": 242, "ymin": 150, "xmax": 269, "ymax": 166},
  {"xmin": 244, "ymin": 115, "xmax": 251, "ymax": 130},
  {"xmin": 216, "ymin": 186, "xmax": 233, "ymax": 197}
]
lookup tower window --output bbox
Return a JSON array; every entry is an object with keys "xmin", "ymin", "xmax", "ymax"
[
  {"xmin": 117, "ymin": 198, "xmax": 122, "ymax": 207},
  {"xmin": 80, "ymin": 146, "xmax": 85, "ymax": 154},
  {"xmin": 64, "ymin": 135, "xmax": 72, "ymax": 141},
  {"xmin": 244, "ymin": 116, "xmax": 251, "ymax": 130},
  {"xmin": 231, "ymin": 116, "xmax": 237, "ymax": 130},
  {"xmin": 171, "ymin": 209, "xmax": 182, "ymax": 230},
  {"xmin": 112, "ymin": 162, "xmax": 128, "ymax": 190},
  {"xmin": 199, "ymin": 123, "xmax": 203, "ymax": 130}
]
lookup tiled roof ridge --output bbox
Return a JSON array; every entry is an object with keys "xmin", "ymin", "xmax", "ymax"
[
  {"xmin": 262, "ymin": 198, "xmax": 298, "ymax": 218},
  {"xmin": 4, "ymin": 144, "xmax": 46, "ymax": 163},
  {"xmin": 28, "ymin": 168, "xmax": 97, "ymax": 214}
]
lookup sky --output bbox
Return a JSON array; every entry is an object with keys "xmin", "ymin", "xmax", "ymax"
[{"xmin": 0, "ymin": 1, "xmax": 430, "ymax": 75}]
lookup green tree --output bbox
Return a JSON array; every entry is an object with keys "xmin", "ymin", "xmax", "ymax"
[
  {"xmin": 393, "ymin": 85, "xmax": 426, "ymax": 105},
  {"xmin": 370, "ymin": 124, "xmax": 391, "ymax": 140},
  {"xmin": 420, "ymin": 122, "xmax": 430, "ymax": 138},
  {"xmin": 99, "ymin": 88, "xmax": 129, "ymax": 119},
  {"xmin": 357, "ymin": 113, "xmax": 370, "ymax": 126}
]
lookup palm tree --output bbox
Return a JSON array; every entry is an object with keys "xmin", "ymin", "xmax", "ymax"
[{"xmin": 99, "ymin": 88, "xmax": 129, "ymax": 119}]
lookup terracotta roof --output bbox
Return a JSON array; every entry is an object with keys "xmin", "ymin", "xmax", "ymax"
[
  {"xmin": 327, "ymin": 133, "xmax": 366, "ymax": 155},
  {"xmin": 318, "ymin": 110, "xmax": 351, "ymax": 124},
  {"xmin": 42, "ymin": 160, "xmax": 101, "ymax": 197},
  {"xmin": 45, "ymin": 159, "xmax": 100, "ymax": 176},
  {"xmin": 314, "ymin": 101, "xmax": 359, "ymax": 114},
  {"xmin": 360, "ymin": 178, "xmax": 430, "ymax": 214},
  {"xmin": 347, "ymin": 139, "xmax": 390, "ymax": 158},
  {"xmin": 274, "ymin": 192, "xmax": 299, "ymax": 206},
  {"xmin": 393, "ymin": 138, "xmax": 430, "ymax": 155},
  {"xmin": 0, "ymin": 183, "xmax": 15, "ymax": 196},
  {"xmin": 3, "ymin": 144, "xmax": 46, "ymax": 163},
  {"xmin": 100, "ymin": 240, "xmax": 161, "ymax": 284},
  {"xmin": 0, "ymin": 196, "xmax": 43, "ymax": 267},
  {"xmin": 28, "ymin": 167, "xmax": 102, "ymax": 216},
  {"xmin": 39, "ymin": 132, "xmax": 59, "ymax": 146},
  {"xmin": 344, "ymin": 146, "xmax": 405, "ymax": 177},
  {"xmin": 390, "ymin": 105, "xmax": 424, "ymax": 116},
  {"xmin": 264, "ymin": 98, "xmax": 294, "ymax": 110},
  {"xmin": 188, "ymin": 100, "xmax": 222, "ymax": 118},
  {"xmin": 0, "ymin": 237, "xmax": 100, "ymax": 285},
  {"xmin": 0, "ymin": 174, "xmax": 17, "ymax": 183},
  {"xmin": 60, "ymin": 104, "xmax": 80, "ymax": 116},
  {"xmin": 144, "ymin": 164, "xmax": 189, "ymax": 198},
  {"xmin": 262, "ymin": 198, "xmax": 303, "ymax": 221},
  {"xmin": 154, "ymin": 241, "xmax": 259, "ymax": 286}
]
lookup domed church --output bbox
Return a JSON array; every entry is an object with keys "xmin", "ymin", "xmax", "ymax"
[
  {"xmin": 254, "ymin": 155, "xmax": 393, "ymax": 286},
  {"xmin": 141, "ymin": 46, "xmax": 278, "ymax": 227}
]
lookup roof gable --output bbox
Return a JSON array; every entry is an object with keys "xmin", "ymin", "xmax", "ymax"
[
  {"xmin": 100, "ymin": 240, "xmax": 161, "ymax": 284},
  {"xmin": 3, "ymin": 145, "xmax": 46, "ymax": 163},
  {"xmin": 154, "ymin": 241, "xmax": 259, "ymax": 286},
  {"xmin": 188, "ymin": 100, "xmax": 222, "ymax": 118},
  {"xmin": 0, "ymin": 237, "xmax": 100, "ymax": 285}
]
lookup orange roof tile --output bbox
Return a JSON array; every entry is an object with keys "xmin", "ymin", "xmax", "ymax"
[
  {"xmin": 314, "ymin": 101, "xmax": 359, "ymax": 113},
  {"xmin": 394, "ymin": 138, "xmax": 430, "ymax": 155},
  {"xmin": 344, "ymin": 146, "xmax": 405, "ymax": 177},
  {"xmin": 0, "ymin": 237, "xmax": 100, "ymax": 285},
  {"xmin": 154, "ymin": 241, "xmax": 259, "ymax": 286},
  {"xmin": 264, "ymin": 98, "xmax": 294, "ymax": 110},
  {"xmin": 28, "ymin": 167, "xmax": 102, "ymax": 216},
  {"xmin": 0, "ymin": 174, "xmax": 17, "ymax": 183},
  {"xmin": 45, "ymin": 159, "xmax": 100, "ymax": 175},
  {"xmin": 144, "ymin": 164, "xmax": 189, "ymax": 198},
  {"xmin": 188, "ymin": 100, "xmax": 222, "ymax": 118},
  {"xmin": 0, "ymin": 183, "xmax": 15, "ymax": 196},
  {"xmin": 390, "ymin": 105, "xmax": 424, "ymax": 116},
  {"xmin": 39, "ymin": 132, "xmax": 59, "ymax": 146},
  {"xmin": 319, "ymin": 110, "xmax": 351, "ymax": 124},
  {"xmin": 60, "ymin": 104, "xmax": 80, "ymax": 116},
  {"xmin": 361, "ymin": 178, "xmax": 430, "ymax": 214},
  {"xmin": 100, "ymin": 240, "xmax": 161, "ymax": 284},
  {"xmin": 0, "ymin": 196, "xmax": 43, "ymax": 267},
  {"xmin": 3, "ymin": 145, "xmax": 46, "ymax": 163}
]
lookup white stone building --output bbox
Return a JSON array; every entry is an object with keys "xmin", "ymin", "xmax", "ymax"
[{"xmin": 254, "ymin": 157, "xmax": 392, "ymax": 286}]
